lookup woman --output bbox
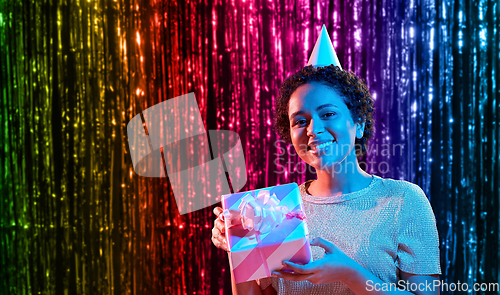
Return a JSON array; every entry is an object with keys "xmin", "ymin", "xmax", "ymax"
[{"xmin": 211, "ymin": 65, "xmax": 441, "ymax": 295}]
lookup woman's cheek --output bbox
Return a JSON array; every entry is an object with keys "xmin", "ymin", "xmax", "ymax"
[{"xmin": 293, "ymin": 143, "xmax": 306, "ymax": 158}]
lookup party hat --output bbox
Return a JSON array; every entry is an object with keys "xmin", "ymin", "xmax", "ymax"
[{"xmin": 306, "ymin": 24, "xmax": 343, "ymax": 70}]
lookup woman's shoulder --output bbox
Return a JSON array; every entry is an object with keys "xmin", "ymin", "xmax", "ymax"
[
  {"xmin": 373, "ymin": 176, "xmax": 433, "ymax": 213},
  {"xmin": 370, "ymin": 176, "xmax": 438, "ymax": 233},
  {"xmin": 374, "ymin": 175, "xmax": 426, "ymax": 197}
]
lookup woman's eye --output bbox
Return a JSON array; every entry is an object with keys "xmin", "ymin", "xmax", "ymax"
[
  {"xmin": 294, "ymin": 119, "xmax": 307, "ymax": 126},
  {"xmin": 322, "ymin": 112, "xmax": 336, "ymax": 118}
]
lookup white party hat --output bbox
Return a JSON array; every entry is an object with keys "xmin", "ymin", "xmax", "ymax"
[{"xmin": 306, "ymin": 24, "xmax": 343, "ymax": 70}]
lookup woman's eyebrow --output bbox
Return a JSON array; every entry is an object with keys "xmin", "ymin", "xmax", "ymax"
[
  {"xmin": 289, "ymin": 104, "xmax": 338, "ymax": 119},
  {"xmin": 316, "ymin": 103, "xmax": 338, "ymax": 111}
]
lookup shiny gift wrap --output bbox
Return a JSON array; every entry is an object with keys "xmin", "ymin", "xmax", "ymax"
[{"xmin": 221, "ymin": 184, "xmax": 312, "ymax": 283}]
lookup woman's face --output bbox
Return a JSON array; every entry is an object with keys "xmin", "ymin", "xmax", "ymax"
[{"xmin": 288, "ymin": 82, "xmax": 364, "ymax": 172}]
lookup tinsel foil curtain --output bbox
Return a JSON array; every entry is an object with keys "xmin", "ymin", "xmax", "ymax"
[{"xmin": 0, "ymin": 0, "xmax": 498, "ymax": 294}]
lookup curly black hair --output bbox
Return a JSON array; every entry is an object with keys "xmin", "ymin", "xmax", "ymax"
[{"xmin": 274, "ymin": 65, "xmax": 375, "ymax": 157}]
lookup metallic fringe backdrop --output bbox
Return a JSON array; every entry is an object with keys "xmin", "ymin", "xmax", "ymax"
[{"xmin": 0, "ymin": 0, "xmax": 498, "ymax": 294}]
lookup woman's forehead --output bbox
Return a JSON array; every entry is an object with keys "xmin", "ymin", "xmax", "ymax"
[{"xmin": 288, "ymin": 82, "xmax": 348, "ymax": 114}]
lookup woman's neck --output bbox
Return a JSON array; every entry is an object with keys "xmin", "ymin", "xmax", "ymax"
[{"xmin": 309, "ymin": 158, "xmax": 372, "ymax": 197}]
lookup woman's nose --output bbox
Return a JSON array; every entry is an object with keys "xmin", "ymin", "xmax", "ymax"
[{"xmin": 306, "ymin": 118, "xmax": 324, "ymax": 137}]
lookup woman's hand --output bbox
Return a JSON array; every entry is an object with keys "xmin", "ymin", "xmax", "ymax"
[
  {"xmin": 211, "ymin": 206, "xmax": 229, "ymax": 251},
  {"xmin": 270, "ymin": 237, "xmax": 440, "ymax": 294},
  {"xmin": 271, "ymin": 237, "xmax": 357, "ymax": 285}
]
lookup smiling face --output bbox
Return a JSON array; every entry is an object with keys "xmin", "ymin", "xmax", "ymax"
[{"xmin": 288, "ymin": 82, "xmax": 365, "ymax": 172}]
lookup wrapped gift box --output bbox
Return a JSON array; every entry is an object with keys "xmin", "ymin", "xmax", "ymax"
[{"xmin": 221, "ymin": 183, "xmax": 312, "ymax": 283}]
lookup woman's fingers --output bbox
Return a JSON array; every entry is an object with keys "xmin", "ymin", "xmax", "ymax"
[
  {"xmin": 213, "ymin": 206, "xmax": 223, "ymax": 217},
  {"xmin": 211, "ymin": 206, "xmax": 228, "ymax": 251},
  {"xmin": 310, "ymin": 237, "xmax": 336, "ymax": 254},
  {"xmin": 211, "ymin": 226, "xmax": 220, "ymax": 238},
  {"xmin": 215, "ymin": 218, "xmax": 225, "ymax": 234},
  {"xmin": 282, "ymin": 261, "xmax": 314, "ymax": 274},
  {"xmin": 211, "ymin": 234, "xmax": 228, "ymax": 251},
  {"xmin": 211, "ymin": 226, "xmax": 228, "ymax": 251},
  {"xmin": 211, "ymin": 221, "xmax": 225, "ymax": 240},
  {"xmin": 212, "ymin": 225, "xmax": 225, "ymax": 239}
]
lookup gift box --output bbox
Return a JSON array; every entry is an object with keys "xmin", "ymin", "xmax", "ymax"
[{"xmin": 221, "ymin": 183, "xmax": 312, "ymax": 283}]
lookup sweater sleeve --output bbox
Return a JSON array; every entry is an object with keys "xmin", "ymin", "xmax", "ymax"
[{"xmin": 395, "ymin": 183, "xmax": 441, "ymax": 275}]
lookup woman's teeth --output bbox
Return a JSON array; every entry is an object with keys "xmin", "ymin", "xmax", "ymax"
[{"xmin": 311, "ymin": 140, "xmax": 335, "ymax": 151}]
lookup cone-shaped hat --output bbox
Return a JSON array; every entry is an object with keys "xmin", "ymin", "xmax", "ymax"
[{"xmin": 306, "ymin": 24, "xmax": 343, "ymax": 70}]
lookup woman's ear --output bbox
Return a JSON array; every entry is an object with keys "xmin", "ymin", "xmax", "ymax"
[{"xmin": 356, "ymin": 121, "xmax": 366, "ymax": 139}]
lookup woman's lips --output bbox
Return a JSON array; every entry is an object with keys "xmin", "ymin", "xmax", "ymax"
[{"xmin": 307, "ymin": 140, "xmax": 336, "ymax": 153}]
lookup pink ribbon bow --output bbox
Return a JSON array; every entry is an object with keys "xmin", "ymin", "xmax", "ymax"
[
  {"xmin": 222, "ymin": 189, "xmax": 306, "ymax": 235},
  {"xmin": 286, "ymin": 210, "xmax": 307, "ymax": 220}
]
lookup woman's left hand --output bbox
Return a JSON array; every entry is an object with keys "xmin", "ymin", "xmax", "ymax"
[{"xmin": 271, "ymin": 237, "xmax": 358, "ymax": 285}]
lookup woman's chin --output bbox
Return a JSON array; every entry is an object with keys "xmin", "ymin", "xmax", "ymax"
[
  {"xmin": 310, "ymin": 160, "xmax": 338, "ymax": 173},
  {"xmin": 310, "ymin": 155, "xmax": 354, "ymax": 173},
  {"xmin": 299, "ymin": 153, "xmax": 351, "ymax": 173}
]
